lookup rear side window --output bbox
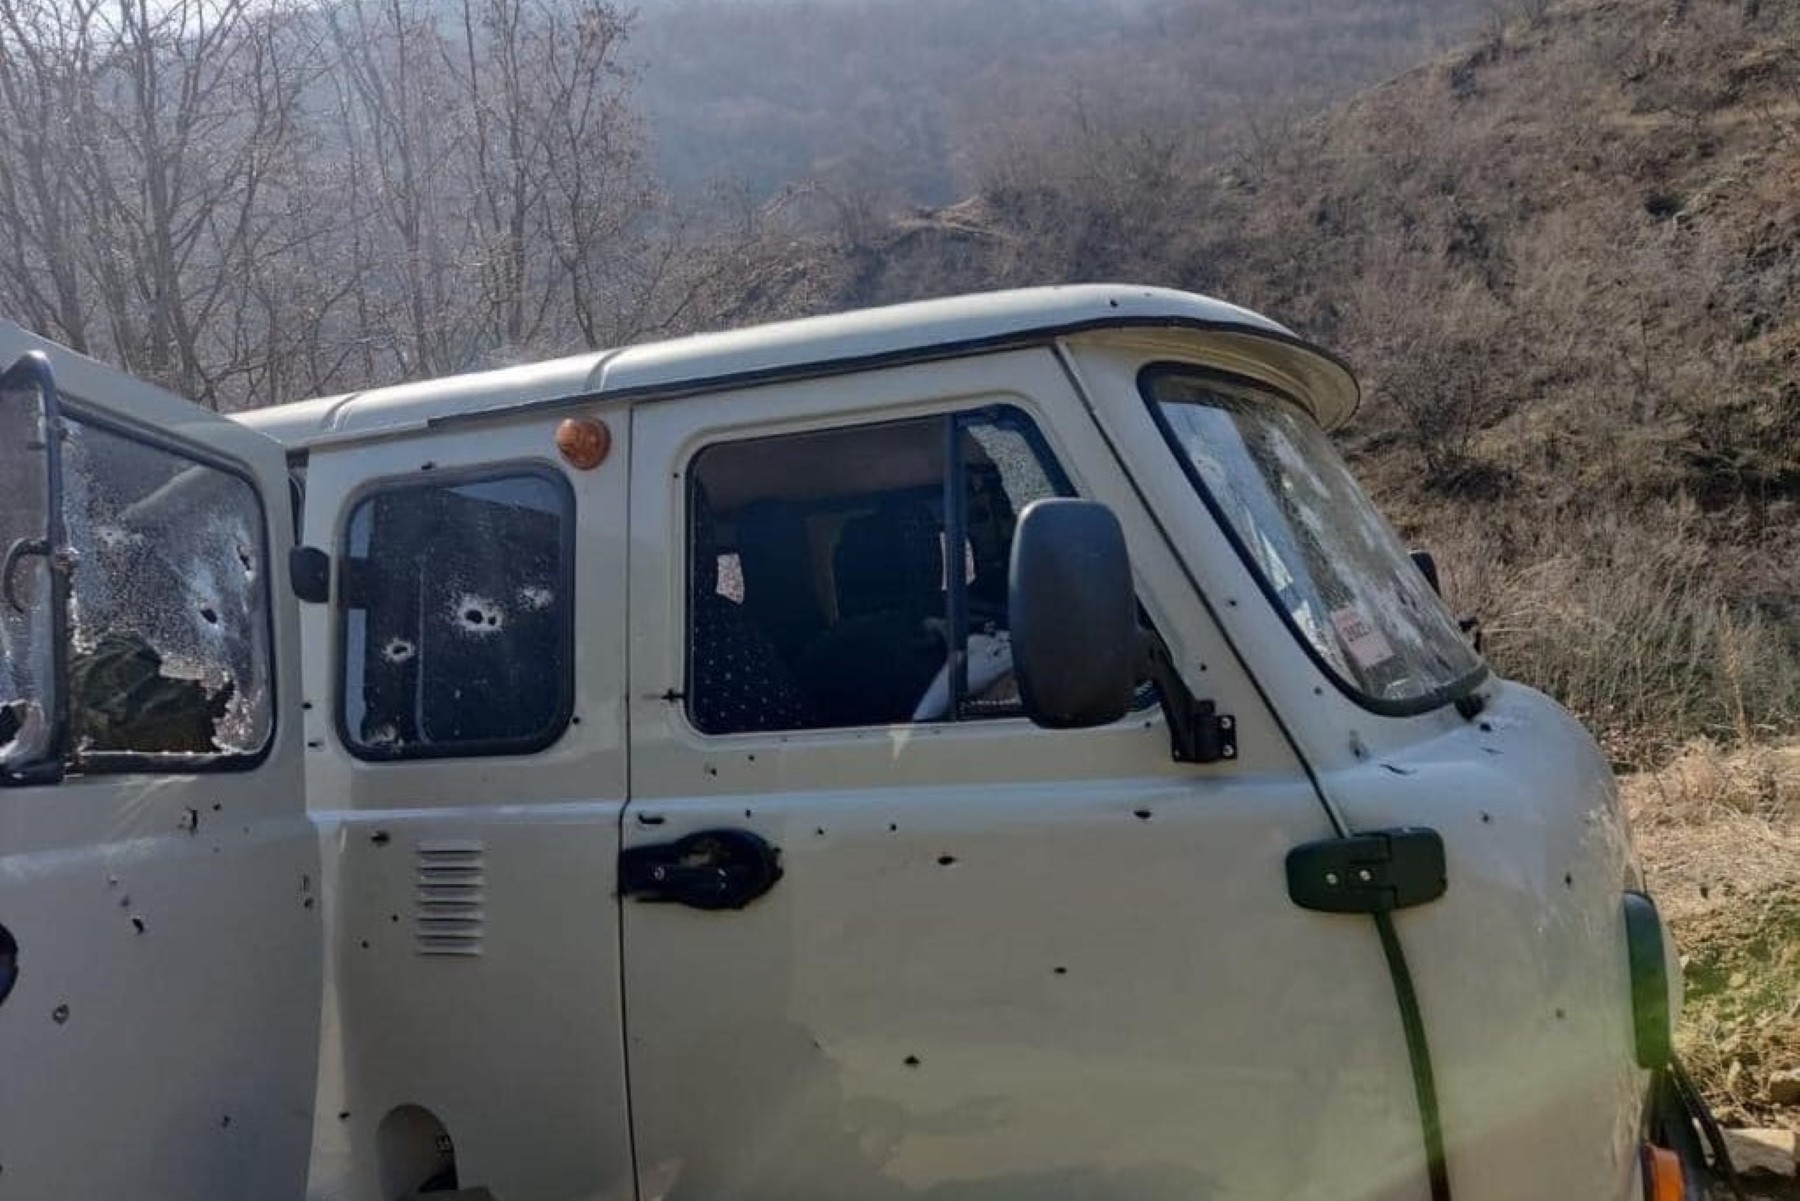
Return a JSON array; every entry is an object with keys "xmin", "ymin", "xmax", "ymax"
[{"xmin": 339, "ymin": 468, "xmax": 574, "ymax": 760}]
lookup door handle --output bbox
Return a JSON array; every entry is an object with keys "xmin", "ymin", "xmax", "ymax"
[{"xmin": 620, "ymin": 828, "xmax": 783, "ymax": 911}]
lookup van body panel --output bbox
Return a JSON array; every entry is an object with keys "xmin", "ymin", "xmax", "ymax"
[
  {"xmin": 1321, "ymin": 681, "xmax": 1647, "ymax": 1201},
  {"xmin": 296, "ymin": 415, "xmax": 635, "ymax": 1201},
  {"xmin": 0, "ymin": 327, "xmax": 319, "ymax": 1199},
  {"xmin": 620, "ymin": 350, "xmax": 1433, "ymax": 1201}
]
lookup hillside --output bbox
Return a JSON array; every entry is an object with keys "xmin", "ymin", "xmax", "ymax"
[
  {"xmin": 749, "ymin": 0, "xmax": 1800, "ymax": 770},
  {"xmin": 629, "ymin": 0, "xmax": 1491, "ymax": 206}
]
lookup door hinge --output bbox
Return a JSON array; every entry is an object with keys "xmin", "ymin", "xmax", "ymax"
[
  {"xmin": 1286, "ymin": 827, "xmax": 1446, "ymax": 914},
  {"xmin": 1170, "ymin": 698, "xmax": 1236, "ymax": 764}
]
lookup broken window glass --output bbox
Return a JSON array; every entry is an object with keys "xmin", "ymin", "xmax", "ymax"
[
  {"xmin": 0, "ymin": 370, "xmax": 55, "ymax": 772},
  {"xmin": 339, "ymin": 470, "xmax": 574, "ymax": 759},
  {"xmin": 60, "ymin": 417, "xmax": 273, "ymax": 759},
  {"xmin": 1143, "ymin": 367, "xmax": 1484, "ymax": 710}
]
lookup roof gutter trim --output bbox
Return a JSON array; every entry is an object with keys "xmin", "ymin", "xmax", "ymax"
[{"xmin": 420, "ymin": 314, "xmax": 1361, "ymax": 434}]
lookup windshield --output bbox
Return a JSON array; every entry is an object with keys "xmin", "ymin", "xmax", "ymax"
[{"xmin": 1142, "ymin": 365, "xmax": 1484, "ymax": 712}]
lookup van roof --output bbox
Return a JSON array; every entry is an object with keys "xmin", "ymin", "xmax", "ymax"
[{"xmin": 235, "ymin": 284, "xmax": 1359, "ymax": 446}]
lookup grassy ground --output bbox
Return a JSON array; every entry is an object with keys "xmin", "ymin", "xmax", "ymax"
[{"xmin": 1623, "ymin": 740, "xmax": 1800, "ymax": 1165}]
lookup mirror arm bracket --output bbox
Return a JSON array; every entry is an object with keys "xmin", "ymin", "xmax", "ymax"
[{"xmin": 1140, "ymin": 632, "xmax": 1237, "ymax": 764}]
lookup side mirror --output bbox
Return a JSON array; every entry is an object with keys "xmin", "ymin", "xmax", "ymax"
[{"xmin": 1009, "ymin": 499, "xmax": 1138, "ymax": 729}]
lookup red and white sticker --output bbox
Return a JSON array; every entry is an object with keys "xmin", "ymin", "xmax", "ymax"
[{"xmin": 1330, "ymin": 605, "xmax": 1396, "ymax": 670}]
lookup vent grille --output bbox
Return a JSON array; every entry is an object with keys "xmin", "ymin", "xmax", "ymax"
[{"xmin": 415, "ymin": 840, "xmax": 485, "ymax": 957}]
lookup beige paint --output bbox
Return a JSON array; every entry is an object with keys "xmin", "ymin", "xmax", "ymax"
[
  {"xmin": 0, "ymin": 325, "xmax": 320, "ymax": 1199},
  {"xmin": 0, "ymin": 287, "xmax": 1658, "ymax": 1201}
]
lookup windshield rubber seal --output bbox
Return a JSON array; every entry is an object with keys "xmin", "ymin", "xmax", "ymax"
[{"xmin": 1136, "ymin": 360, "xmax": 1488, "ymax": 720}]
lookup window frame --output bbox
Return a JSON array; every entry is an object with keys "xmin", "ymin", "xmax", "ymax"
[
  {"xmin": 1137, "ymin": 361, "xmax": 1488, "ymax": 719},
  {"xmin": 334, "ymin": 461, "xmax": 578, "ymax": 763},
  {"xmin": 680, "ymin": 402, "xmax": 1078, "ymax": 738},
  {"xmin": 56, "ymin": 400, "xmax": 280, "ymax": 775}
]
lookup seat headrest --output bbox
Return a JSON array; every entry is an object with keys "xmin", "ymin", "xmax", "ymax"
[{"xmin": 833, "ymin": 503, "xmax": 943, "ymax": 620}]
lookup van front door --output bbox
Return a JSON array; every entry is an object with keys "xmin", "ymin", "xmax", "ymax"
[
  {"xmin": 0, "ymin": 332, "xmax": 317, "ymax": 1199},
  {"xmin": 620, "ymin": 352, "xmax": 1431, "ymax": 1201}
]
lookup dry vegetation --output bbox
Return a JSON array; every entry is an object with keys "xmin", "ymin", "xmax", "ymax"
[{"xmin": 1625, "ymin": 741, "xmax": 1800, "ymax": 1136}]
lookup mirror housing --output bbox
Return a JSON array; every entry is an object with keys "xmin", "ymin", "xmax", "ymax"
[{"xmin": 1009, "ymin": 499, "xmax": 1138, "ymax": 729}]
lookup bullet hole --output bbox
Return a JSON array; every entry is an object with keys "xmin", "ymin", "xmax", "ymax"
[
  {"xmin": 1554, "ymin": 1008, "xmax": 1566, "ymax": 1021},
  {"xmin": 359, "ymin": 939, "xmax": 371, "ymax": 950},
  {"xmin": 211, "ymin": 802, "xmax": 222, "ymax": 812},
  {"xmin": 937, "ymin": 854, "xmax": 957, "ymax": 867},
  {"xmin": 382, "ymin": 638, "xmax": 417, "ymax": 664},
  {"xmin": 51, "ymin": 1003, "xmax": 69, "ymax": 1025},
  {"xmin": 220, "ymin": 1115, "xmax": 232, "ymax": 1128},
  {"xmin": 903, "ymin": 1055, "xmax": 921, "ymax": 1068},
  {"xmin": 1227, "ymin": 598, "xmax": 1238, "ymax": 607},
  {"xmin": 390, "ymin": 914, "xmax": 400, "ymax": 923},
  {"xmin": 199, "ymin": 606, "xmax": 219, "ymax": 625},
  {"xmin": 888, "ymin": 823, "xmax": 898, "ymax": 833},
  {"xmin": 338, "ymin": 1111, "xmax": 351, "ymax": 1122},
  {"xmin": 420, "ymin": 461, "xmax": 437, "ymax": 471},
  {"xmin": 303, "ymin": 897, "xmax": 316, "ymax": 910},
  {"xmin": 130, "ymin": 917, "xmax": 146, "ymax": 935},
  {"xmin": 302, "ymin": 701, "xmax": 313, "ymax": 711},
  {"xmin": 307, "ymin": 739, "xmax": 325, "ymax": 750},
  {"xmin": 704, "ymin": 765, "xmax": 718, "ymax": 778},
  {"xmin": 1133, "ymin": 808, "xmax": 1153, "ymax": 821},
  {"xmin": 743, "ymin": 809, "xmax": 753, "ymax": 819},
  {"xmin": 1313, "ymin": 686, "xmax": 1324, "ymax": 696},
  {"xmin": 814, "ymin": 827, "xmax": 826, "ymax": 837},
  {"xmin": 746, "ymin": 753, "xmax": 756, "ymax": 763},
  {"xmin": 1053, "ymin": 966, "xmax": 1068, "ymax": 976},
  {"xmin": 1480, "ymin": 812, "xmax": 1492, "ymax": 824},
  {"xmin": 370, "ymin": 830, "xmax": 391, "ymax": 846},
  {"xmin": 119, "ymin": 895, "xmax": 131, "ymax": 909},
  {"xmin": 1198, "ymin": 663, "xmax": 1209, "ymax": 673},
  {"xmin": 519, "ymin": 586, "xmax": 554, "ymax": 611},
  {"xmin": 180, "ymin": 807, "xmax": 200, "ymax": 835},
  {"xmin": 237, "ymin": 545, "xmax": 255, "ymax": 575},
  {"xmin": 453, "ymin": 595, "xmax": 504, "ymax": 634},
  {"xmin": 1564, "ymin": 873, "xmax": 1574, "ymax": 887},
  {"xmin": 570, "ymin": 715, "xmax": 581, "ymax": 725},
  {"xmin": 1700, "ymin": 883, "xmax": 1711, "ymax": 900},
  {"xmin": 1478, "ymin": 721, "xmax": 1494, "ymax": 733}
]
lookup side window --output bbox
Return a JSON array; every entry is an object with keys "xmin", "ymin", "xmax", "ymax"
[
  {"xmin": 685, "ymin": 406, "xmax": 1072, "ymax": 736},
  {"xmin": 339, "ymin": 469, "xmax": 573, "ymax": 759},
  {"xmin": 61, "ymin": 416, "xmax": 274, "ymax": 762}
]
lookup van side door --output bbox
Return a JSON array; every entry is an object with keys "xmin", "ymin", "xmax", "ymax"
[{"xmin": 0, "ymin": 332, "xmax": 318, "ymax": 1199}]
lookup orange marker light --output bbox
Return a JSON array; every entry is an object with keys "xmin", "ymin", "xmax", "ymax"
[
  {"xmin": 1641, "ymin": 1144, "xmax": 1682, "ymax": 1201},
  {"xmin": 556, "ymin": 417, "xmax": 611, "ymax": 470}
]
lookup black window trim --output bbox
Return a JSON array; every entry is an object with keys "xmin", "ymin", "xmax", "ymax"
[
  {"xmin": 53, "ymin": 399, "xmax": 281, "ymax": 776},
  {"xmin": 1137, "ymin": 361, "xmax": 1488, "ymax": 720},
  {"xmin": 334, "ymin": 460, "xmax": 578, "ymax": 763}
]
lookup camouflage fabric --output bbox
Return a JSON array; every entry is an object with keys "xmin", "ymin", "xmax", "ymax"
[{"xmin": 68, "ymin": 630, "xmax": 231, "ymax": 755}]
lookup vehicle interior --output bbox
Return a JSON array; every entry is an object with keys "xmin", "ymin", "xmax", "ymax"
[{"xmin": 687, "ymin": 410, "xmax": 1052, "ymax": 735}]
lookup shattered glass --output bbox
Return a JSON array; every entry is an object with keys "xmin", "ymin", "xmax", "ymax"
[
  {"xmin": 1147, "ymin": 371, "xmax": 1482, "ymax": 707},
  {"xmin": 60, "ymin": 418, "xmax": 271, "ymax": 757},
  {"xmin": 0, "ymin": 379, "xmax": 53, "ymax": 769},
  {"xmin": 341, "ymin": 472, "xmax": 570, "ymax": 757}
]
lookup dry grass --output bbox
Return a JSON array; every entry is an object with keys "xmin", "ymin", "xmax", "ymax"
[{"xmin": 1624, "ymin": 740, "xmax": 1800, "ymax": 1128}]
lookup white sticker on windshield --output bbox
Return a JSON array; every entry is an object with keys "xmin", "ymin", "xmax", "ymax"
[{"xmin": 1330, "ymin": 605, "xmax": 1396, "ymax": 670}]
